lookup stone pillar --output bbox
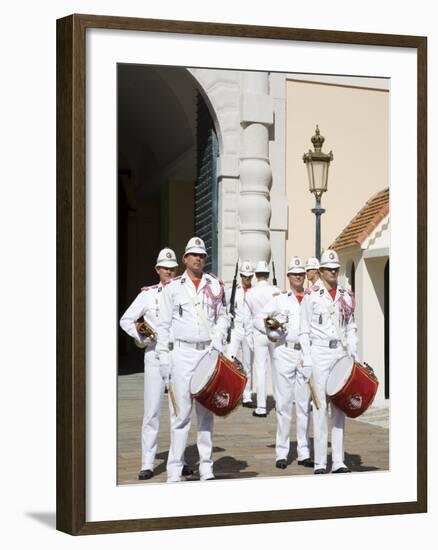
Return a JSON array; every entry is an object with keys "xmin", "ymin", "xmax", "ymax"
[
  {"xmin": 189, "ymin": 69, "xmax": 241, "ymax": 285},
  {"xmin": 239, "ymin": 72, "xmax": 274, "ymax": 265}
]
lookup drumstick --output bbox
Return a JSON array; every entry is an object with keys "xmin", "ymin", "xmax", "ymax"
[
  {"xmin": 308, "ymin": 381, "xmax": 320, "ymax": 410},
  {"xmin": 168, "ymin": 382, "xmax": 179, "ymax": 417}
]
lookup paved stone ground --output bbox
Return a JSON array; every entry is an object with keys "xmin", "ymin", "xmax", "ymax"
[{"xmin": 117, "ymin": 372, "xmax": 389, "ymax": 484}]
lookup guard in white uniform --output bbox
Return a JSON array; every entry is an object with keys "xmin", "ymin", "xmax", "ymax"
[
  {"xmin": 226, "ymin": 260, "xmax": 254, "ymax": 407},
  {"xmin": 255, "ymin": 257, "xmax": 313, "ymax": 469},
  {"xmin": 305, "ymin": 257, "xmax": 321, "ymax": 288},
  {"xmin": 156, "ymin": 237, "xmax": 229, "ymax": 482},
  {"xmin": 120, "ymin": 247, "xmax": 190, "ymax": 480},
  {"xmin": 300, "ymin": 249, "xmax": 358, "ymax": 474},
  {"xmin": 242, "ymin": 260, "xmax": 278, "ymax": 417}
]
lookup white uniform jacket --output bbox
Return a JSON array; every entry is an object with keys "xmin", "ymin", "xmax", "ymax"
[
  {"xmin": 120, "ymin": 282, "xmax": 165, "ymax": 347},
  {"xmin": 156, "ymin": 271, "xmax": 229, "ymax": 364},
  {"xmin": 255, "ymin": 290, "xmax": 302, "ymax": 346},
  {"xmin": 299, "ymin": 283, "xmax": 358, "ymax": 366},
  {"xmin": 242, "ymin": 280, "xmax": 279, "ymax": 338}
]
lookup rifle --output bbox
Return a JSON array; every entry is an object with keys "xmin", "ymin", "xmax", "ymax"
[
  {"xmin": 272, "ymin": 261, "xmax": 278, "ymax": 287},
  {"xmin": 226, "ymin": 261, "xmax": 239, "ymax": 343}
]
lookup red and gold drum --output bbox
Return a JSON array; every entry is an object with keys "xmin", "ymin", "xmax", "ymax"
[
  {"xmin": 190, "ymin": 351, "xmax": 247, "ymax": 416},
  {"xmin": 326, "ymin": 355, "xmax": 379, "ymax": 418}
]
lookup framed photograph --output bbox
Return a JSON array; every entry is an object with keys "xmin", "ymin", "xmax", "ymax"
[{"xmin": 57, "ymin": 14, "xmax": 427, "ymax": 535}]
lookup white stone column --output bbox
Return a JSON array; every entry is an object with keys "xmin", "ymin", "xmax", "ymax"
[{"xmin": 239, "ymin": 72, "xmax": 274, "ymax": 266}]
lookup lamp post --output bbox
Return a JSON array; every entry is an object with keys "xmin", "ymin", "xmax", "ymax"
[{"xmin": 302, "ymin": 125, "xmax": 333, "ymax": 260}]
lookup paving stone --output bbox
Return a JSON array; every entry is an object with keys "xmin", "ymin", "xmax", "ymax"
[{"xmin": 117, "ymin": 373, "xmax": 389, "ymax": 484}]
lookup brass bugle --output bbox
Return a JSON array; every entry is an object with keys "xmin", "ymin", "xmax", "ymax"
[
  {"xmin": 137, "ymin": 319, "xmax": 158, "ymax": 340},
  {"xmin": 264, "ymin": 316, "xmax": 286, "ymax": 331}
]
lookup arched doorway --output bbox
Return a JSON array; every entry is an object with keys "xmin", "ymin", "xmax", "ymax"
[{"xmin": 117, "ymin": 64, "xmax": 219, "ymax": 371}]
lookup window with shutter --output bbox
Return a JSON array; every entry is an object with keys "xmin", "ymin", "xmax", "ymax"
[{"xmin": 195, "ymin": 92, "xmax": 218, "ymax": 274}]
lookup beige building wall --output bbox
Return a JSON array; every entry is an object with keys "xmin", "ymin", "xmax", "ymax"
[{"xmin": 285, "ymin": 80, "xmax": 389, "ymax": 261}]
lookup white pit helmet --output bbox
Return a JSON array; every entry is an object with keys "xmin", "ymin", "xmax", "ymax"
[
  {"xmin": 305, "ymin": 257, "xmax": 320, "ymax": 271},
  {"xmin": 287, "ymin": 256, "xmax": 306, "ymax": 274},
  {"xmin": 254, "ymin": 260, "xmax": 270, "ymax": 274},
  {"xmin": 184, "ymin": 236, "xmax": 207, "ymax": 256},
  {"xmin": 155, "ymin": 247, "xmax": 178, "ymax": 269},
  {"xmin": 239, "ymin": 260, "xmax": 254, "ymax": 276},
  {"xmin": 320, "ymin": 249, "xmax": 340, "ymax": 269}
]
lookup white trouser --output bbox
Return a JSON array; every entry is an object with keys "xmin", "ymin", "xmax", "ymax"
[
  {"xmin": 141, "ymin": 347, "xmax": 172, "ymax": 471},
  {"xmin": 253, "ymin": 331, "xmax": 272, "ymax": 413},
  {"xmin": 271, "ymin": 344, "xmax": 311, "ymax": 462},
  {"xmin": 167, "ymin": 347, "xmax": 214, "ymax": 482},
  {"xmin": 311, "ymin": 345, "xmax": 347, "ymax": 471},
  {"xmin": 227, "ymin": 331, "xmax": 253, "ymax": 402}
]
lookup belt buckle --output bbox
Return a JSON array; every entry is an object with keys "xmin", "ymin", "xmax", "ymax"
[
  {"xmin": 329, "ymin": 340, "xmax": 338, "ymax": 349},
  {"xmin": 294, "ymin": 343, "xmax": 301, "ymax": 351},
  {"xmin": 195, "ymin": 342, "xmax": 204, "ymax": 351},
  {"xmin": 168, "ymin": 343, "xmax": 174, "ymax": 351}
]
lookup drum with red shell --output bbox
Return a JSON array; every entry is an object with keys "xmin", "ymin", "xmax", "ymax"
[
  {"xmin": 190, "ymin": 350, "xmax": 247, "ymax": 416},
  {"xmin": 326, "ymin": 355, "xmax": 379, "ymax": 418}
]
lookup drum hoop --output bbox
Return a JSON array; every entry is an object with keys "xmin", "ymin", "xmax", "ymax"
[
  {"xmin": 191, "ymin": 359, "xmax": 220, "ymax": 398},
  {"xmin": 330, "ymin": 362, "xmax": 379, "ymax": 400}
]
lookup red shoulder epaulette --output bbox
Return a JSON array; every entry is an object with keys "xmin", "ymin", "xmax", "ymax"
[
  {"xmin": 311, "ymin": 284, "xmax": 320, "ymax": 291},
  {"xmin": 141, "ymin": 284, "xmax": 158, "ymax": 292}
]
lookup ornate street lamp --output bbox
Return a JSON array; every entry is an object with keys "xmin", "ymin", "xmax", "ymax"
[{"xmin": 303, "ymin": 125, "xmax": 333, "ymax": 260}]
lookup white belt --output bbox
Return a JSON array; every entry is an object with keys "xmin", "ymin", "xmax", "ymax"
[
  {"xmin": 175, "ymin": 340, "xmax": 211, "ymax": 350},
  {"xmin": 311, "ymin": 339, "xmax": 341, "ymax": 349}
]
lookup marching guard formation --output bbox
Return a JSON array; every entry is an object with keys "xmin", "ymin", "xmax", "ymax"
[{"xmin": 120, "ymin": 236, "xmax": 368, "ymax": 482}]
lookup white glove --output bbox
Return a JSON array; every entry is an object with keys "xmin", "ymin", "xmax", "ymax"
[
  {"xmin": 301, "ymin": 365, "xmax": 312, "ymax": 383},
  {"xmin": 348, "ymin": 349, "xmax": 359, "ymax": 362},
  {"xmin": 159, "ymin": 360, "xmax": 171, "ymax": 383},
  {"xmin": 267, "ymin": 327, "xmax": 287, "ymax": 343},
  {"xmin": 210, "ymin": 336, "xmax": 224, "ymax": 354}
]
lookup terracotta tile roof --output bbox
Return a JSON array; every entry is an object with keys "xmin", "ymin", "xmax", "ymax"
[{"xmin": 331, "ymin": 188, "xmax": 389, "ymax": 251}]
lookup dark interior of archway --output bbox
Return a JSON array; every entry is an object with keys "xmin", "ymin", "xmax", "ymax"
[{"xmin": 117, "ymin": 64, "xmax": 216, "ymax": 373}]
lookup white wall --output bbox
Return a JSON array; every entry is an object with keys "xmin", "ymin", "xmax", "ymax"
[
  {"xmin": 1, "ymin": 1, "xmax": 435, "ymax": 549},
  {"xmin": 339, "ymin": 247, "xmax": 388, "ymax": 405},
  {"xmin": 361, "ymin": 256, "xmax": 387, "ymax": 404}
]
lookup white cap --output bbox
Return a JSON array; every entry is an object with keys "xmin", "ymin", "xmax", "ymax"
[
  {"xmin": 239, "ymin": 260, "xmax": 254, "ymax": 276},
  {"xmin": 306, "ymin": 257, "xmax": 320, "ymax": 270},
  {"xmin": 320, "ymin": 249, "xmax": 340, "ymax": 269},
  {"xmin": 184, "ymin": 237, "xmax": 207, "ymax": 257},
  {"xmin": 254, "ymin": 260, "xmax": 270, "ymax": 274},
  {"xmin": 287, "ymin": 256, "xmax": 306, "ymax": 274},
  {"xmin": 155, "ymin": 247, "xmax": 178, "ymax": 268}
]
